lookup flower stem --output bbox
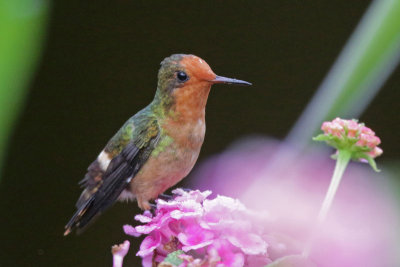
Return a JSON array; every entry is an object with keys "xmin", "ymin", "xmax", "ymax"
[
  {"xmin": 302, "ymin": 150, "xmax": 351, "ymax": 258},
  {"xmin": 318, "ymin": 150, "xmax": 351, "ymax": 223}
]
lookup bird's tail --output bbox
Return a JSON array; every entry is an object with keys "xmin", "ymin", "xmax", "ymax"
[
  {"xmin": 64, "ymin": 169, "xmax": 131, "ymax": 235},
  {"xmin": 64, "ymin": 197, "xmax": 95, "ymax": 236}
]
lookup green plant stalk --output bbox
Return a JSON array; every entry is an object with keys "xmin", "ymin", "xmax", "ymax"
[
  {"xmin": 302, "ymin": 150, "xmax": 352, "ymax": 258},
  {"xmin": 0, "ymin": 0, "xmax": 49, "ymax": 177},
  {"xmin": 287, "ymin": 0, "xmax": 400, "ymax": 149},
  {"xmin": 317, "ymin": 150, "xmax": 351, "ymax": 223}
]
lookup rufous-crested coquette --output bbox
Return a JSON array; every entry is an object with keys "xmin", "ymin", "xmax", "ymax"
[{"xmin": 64, "ymin": 54, "xmax": 251, "ymax": 235}]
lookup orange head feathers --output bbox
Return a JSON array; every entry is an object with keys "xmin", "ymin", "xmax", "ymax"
[{"xmin": 154, "ymin": 54, "xmax": 251, "ymax": 120}]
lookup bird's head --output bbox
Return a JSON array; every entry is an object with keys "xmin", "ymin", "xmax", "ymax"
[{"xmin": 154, "ymin": 54, "xmax": 251, "ymax": 120}]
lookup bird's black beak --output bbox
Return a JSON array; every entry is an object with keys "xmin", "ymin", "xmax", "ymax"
[{"xmin": 211, "ymin": 75, "xmax": 252, "ymax": 86}]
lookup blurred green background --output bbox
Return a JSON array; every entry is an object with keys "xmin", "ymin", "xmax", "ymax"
[{"xmin": 0, "ymin": 1, "xmax": 399, "ymax": 266}]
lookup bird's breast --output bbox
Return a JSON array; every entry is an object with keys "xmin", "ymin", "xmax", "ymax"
[{"xmin": 128, "ymin": 117, "xmax": 206, "ymax": 201}]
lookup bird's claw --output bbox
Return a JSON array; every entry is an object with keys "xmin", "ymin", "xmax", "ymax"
[
  {"xmin": 149, "ymin": 203, "xmax": 157, "ymax": 215},
  {"xmin": 178, "ymin": 188, "xmax": 192, "ymax": 193},
  {"xmin": 158, "ymin": 188, "xmax": 192, "ymax": 201}
]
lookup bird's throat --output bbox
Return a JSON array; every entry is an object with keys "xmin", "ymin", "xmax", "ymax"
[{"xmin": 170, "ymin": 83, "xmax": 211, "ymax": 122}]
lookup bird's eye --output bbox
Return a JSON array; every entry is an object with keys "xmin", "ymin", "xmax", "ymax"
[{"xmin": 177, "ymin": 71, "xmax": 189, "ymax": 82}]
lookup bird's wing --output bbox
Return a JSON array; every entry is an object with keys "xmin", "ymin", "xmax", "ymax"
[{"xmin": 64, "ymin": 116, "xmax": 160, "ymax": 235}]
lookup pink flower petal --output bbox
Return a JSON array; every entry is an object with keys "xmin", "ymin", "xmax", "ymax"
[
  {"xmin": 156, "ymin": 198, "xmax": 181, "ymax": 210},
  {"xmin": 112, "ymin": 240, "xmax": 130, "ymax": 267},
  {"xmin": 170, "ymin": 209, "xmax": 202, "ymax": 220},
  {"xmin": 321, "ymin": 122, "xmax": 331, "ymax": 133},
  {"xmin": 123, "ymin": 224, "xmax": 141, "ymax": 237},
  {"xmin": 141, "ymin": 254, "xmax": 153, "ymax": 267},
  {"xmin": 346, "ymin": 120, "xmax": 360, "ymax": 138},
  {"xmin": 203, "ymin": 195, "xmax": 246, "ymax": 223},
  {"xmin": 172, "ymin": 188, "xmax": 212, "ymax": 202},
  {"xmin": 227, "ymin": 253, "xmax": 245, "ymax": 267},
  {"xmin": 137, "ymin": 232, "xmax": 161, "ymax": 257},
  {"xmin": 361, "ymin": 126, "xmax": 375, "ymax": 135},
  {"xmin": 178, "ymin": 223, "xmax": 214, "ymax": 251},
  {"xmin": 332, "ymin": 117, "xmax": 346, "ymax": 126},
  {"xmin": 247, "ymin": 255, "xmax": 272, "ymax": 266},
  {"xmin": 135, "ymin": 212, "xmax": 153, "ymax": 223},
  {"xmin": 209, "ymin": 239, "xmax": 245, "ymax": 267},
  {"xmin": 227, "ymin": 232, "xmax": 267, "ymax": 255},
  {"xmin": 181, "ymin": 239, "xmax": 214, "ymax": 251},
  {"xmin": 134, "ymin": 224, "xmax": 159, "ymax": 234},
  {"xmin": 369, "ymin": 147, "xmax": 383, "ymax": 157}
]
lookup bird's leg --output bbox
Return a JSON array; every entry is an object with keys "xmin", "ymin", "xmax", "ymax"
[
  {"xmin": 149, "ymin": 203, "xmax": 157, "ymax": 215},
  {"xmin": 159, "ymin": 188, "xmax": 193, "ymax": 199},
  {"xmin": 137, "ymin": 197, "xmax": 152, "ymax": 211}
]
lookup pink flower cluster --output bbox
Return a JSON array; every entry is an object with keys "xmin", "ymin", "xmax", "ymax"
[
  {"xmin": 321, "ymin": 118, "xmax": 382, "ymax": 158},
  {"xmin": 124, "ymin": 189, "xmax": 272, "ymax": 267}
]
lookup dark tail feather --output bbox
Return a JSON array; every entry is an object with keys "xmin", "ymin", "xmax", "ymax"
[
  {"xmin": 64, "ymin": 198, "xmax": 94, "ymax": 236},
  {"xmin": 64, "ymin": 165, "xmax": 132, "ymax": 235},
  {"xmin": 64, "ymin": 142, "xmax": 155, "ymax": 235}
]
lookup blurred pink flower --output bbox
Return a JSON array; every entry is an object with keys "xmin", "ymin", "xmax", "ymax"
[
  {"xmin": 124, "ymin": 189, "xmax": 272, "ymax": 267},
  {"xmin": 190, "ymin": 137, "xmax": 400, "ymax": 267}
]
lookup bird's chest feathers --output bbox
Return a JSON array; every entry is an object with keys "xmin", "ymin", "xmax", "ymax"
[
  {"xmin": 155, "ymin": 117, "xmax": 206, "ymax": 171},
  {"xmin": 130, "ymin": 118, "xmax": 205, "ymax": 199},
  {"xmin": 140, "ymin": 117, "xmax": 204, "ymax": 181}
]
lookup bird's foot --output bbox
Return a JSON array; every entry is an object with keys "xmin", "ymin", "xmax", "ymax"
[
  {"xmin": 138, "ymin": 198, "xmax": 152, "ymax": 211},
  {"xmin": 149, "ymin": 203, "xmax": 157, "ymax": 215},
  {"xmin": 178, "ymin": 187, "xmax": 192, "ymax": 193},
  {"xmin": 157, "ymin": 188, "xmax": 192, "ymax": 201}
]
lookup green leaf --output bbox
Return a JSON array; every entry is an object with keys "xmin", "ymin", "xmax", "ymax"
[
  {"xmin": 365, "ymin": 155, "xmax": 381, "ymax": 172},
  {"xmin": 330, "ymin": 153, "xmax": 338, "ymax": 160},
  {"xmin": 266, "ymin": 255, "xmax": 317, "ymax": 267},
  {"xmin": 0, "ymin": 0, "xmax": 49, "ymax": 178},
  {"xmin": 312, "ymin": 134, "xmax": 330, "ymax": 142},
  {"xmin": 161, "ymin": 250, "xmax": 185, "ymax": 266}
]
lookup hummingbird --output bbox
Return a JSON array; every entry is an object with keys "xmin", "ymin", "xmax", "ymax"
[{"xmin": 64, "ymin": 54, "xmax": 251, "ymax": 235}]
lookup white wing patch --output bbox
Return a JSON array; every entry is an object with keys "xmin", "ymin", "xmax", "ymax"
[{"xmin": 97, "ymin": 150, "xmax": 112, "ymax": 171}]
